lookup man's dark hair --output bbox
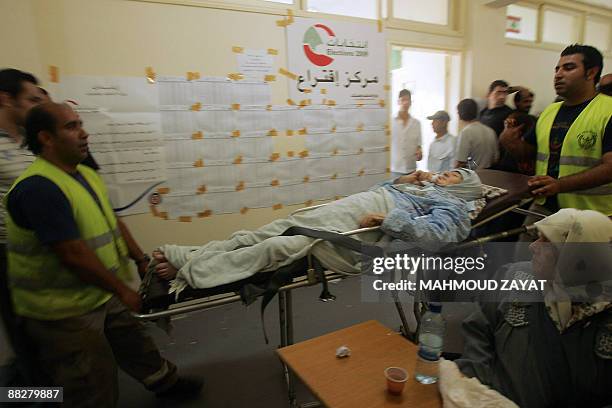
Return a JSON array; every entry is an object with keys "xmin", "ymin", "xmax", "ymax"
[
  {"xmin": 457, "ymin": 99, "xmax": 478, "ymax": 121},
  {"xmin": 488, "ymin": 80, "xmax": 509, "ymax": 94},
  {"xmin": 0, "ymin": 68, "xmax": 39, "ymax": 99},
  {"xmin": 598, "ymin": 81, "xmax": 612, "ymax": 96},
  {"xmin": 398, "ymin": 89, "xmax": 411, "ymax": 99},
  {"xmin": 561, "ymin": 44, "xmax": 604, "ymax": 84},
  {"xmin": 25, "ymin": 104, "xmax": 57, "ymax": 155},
  {"xmin": 514, "ymin": 89, "xmax": 534, "ymax": 105}
]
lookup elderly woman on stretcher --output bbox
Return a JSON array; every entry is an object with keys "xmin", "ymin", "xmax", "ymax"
[{"xmin": 152, "ymin": 169, "xmax": 484, "ymax": 295}]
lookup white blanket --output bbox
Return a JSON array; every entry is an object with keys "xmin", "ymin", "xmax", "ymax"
[{"xmin": 163, "ymin": 188, "xmax": 395, "ymax": 295}]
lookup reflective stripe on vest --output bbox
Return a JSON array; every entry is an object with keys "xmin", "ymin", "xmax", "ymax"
[
  {"xmin": 9, "ymin": 265, "xmax": 122, "ymax": 290},
  {"xmin": 536, "ymin": 153, "xmax": 602, "ymax": 168},
  {"xmin": 7, "ymin": 227, "xmax": 122, "ymax": 255}
]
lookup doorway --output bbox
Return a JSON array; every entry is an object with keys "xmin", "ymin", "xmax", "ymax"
[{"xmin": 390, "ymin": 46, "xmax": 461, "ymax": 171}]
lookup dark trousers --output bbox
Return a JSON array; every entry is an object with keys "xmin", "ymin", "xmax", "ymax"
[{"xmin": 21, "ymin": 296, "xmax": 177, "ymax": 408}]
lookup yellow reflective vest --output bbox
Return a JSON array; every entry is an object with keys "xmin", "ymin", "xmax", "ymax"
[
  {"xmin": 535, "ymin": 93, "xmax": 612, "ymax": 215},
  {"xmin": 5, "ymin": 158, "xmax": 131, "ymax": 320}
]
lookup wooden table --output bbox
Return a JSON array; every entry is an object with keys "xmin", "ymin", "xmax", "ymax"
[{"xmin": 277, "ymin": 320, "xmax": 442, "ymax": 408}]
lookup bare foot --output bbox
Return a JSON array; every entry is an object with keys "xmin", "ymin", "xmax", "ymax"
[{"xmin": 153, "ymin": 251, "xmax": 178, "ymax": 280}]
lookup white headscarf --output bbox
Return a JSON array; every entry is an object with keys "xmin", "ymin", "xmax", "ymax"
[
  {"xmin": 534, "ymin": 209, "xmax": 612, "ymax": 331},
  {"xmin": 435, "ymin": 168, "xmax": 483, "ymax": 201}
]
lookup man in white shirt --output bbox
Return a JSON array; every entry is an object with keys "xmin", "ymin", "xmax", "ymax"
[
  {"xmin": 426, "ymin": 110, "xmax": 456, "ymax": 172},
  {"xmin": 391, "ymin": 89, "xmax": 422, "ymax": 175},
  {"xmin": 455, "ymin": 98, "xmax": 499, "ymax": 169}
]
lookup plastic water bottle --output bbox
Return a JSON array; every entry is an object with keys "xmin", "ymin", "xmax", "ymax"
[{"xmin": 415, "ymin": 302, "xmax": 445, "ymax": 384}]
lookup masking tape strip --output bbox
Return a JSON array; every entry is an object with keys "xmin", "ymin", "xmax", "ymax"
[
  {"xmin": 298, "ymin": 128, "xmax": 307, "ymax": 135},
  {"xmin": 49, "ymin": 66, "xmax": 59, "ymax": 83},
  {"xmin": 273, "ymin": 203, "xmax": 283, "ymax": 210},
  {"xmin": 378, "ymin": 99, "xmax": 386, "ymax": 107},
  {"xmin": 240, "ymin": 207, "xmax": 249, "ymax": 214},
  {"xmin": 279, "ymin": 68, "xmax": 297, "ymax": 80},
  {"xmin": 145, "ymin": 66, "xmax": 156, "ymax": 83},
  {"xmin": 159, "ymin": 212, "xmax": 168, "ymax": 220},
  {"xmin": 191, "ymin": 102, "xmax": 202, "ymax": 111},
  {"xmin": 320, "ymin": 88, "xmax": 327, "ymax": 94},
  {"xmin": 270, "ymin": 179, "xmax": 280, "ymax": 186},
  {"xmin": 299, "ymin": 150, "xmax": 309, "ymax": 158},
  {"xmin": 267, "ymin": 48, "xmax": 278, "ymax": 55},
  {"xmin": 287, "ymin": 150, "xmax": 295, "ymax": 157},
  {"xmin": 287, "ymin": 99, "xmax": 296, "ymax": 106},
  {"xmin": 269, "ymin": 152, "xmax": 280, "ymax": 161},
  {"xmin": 377, "ymin": 19, "xmax": 383, "ymax": 33},
  {"xmin": 233, "ymin": 155, "xmax": 243, "ymax": 164},
  {"xmin": 157, "ymin": 187, "xmax": 170, "ymax": 194},
  {"xmin": 232, "ymin": 46, "xmax": 244, "ymax": 53},
  {"xmin": 267, "ymin": 129, "xmax": 278, "ymax": 136},
  {"xmin": 187, "ymin": 71, "xmax": 201, "ymax": 81},
  {"xmin": 303, "ymin": 176, "xmax": 310, "ymax": 183},
  {"xmin": 198, "ymin": 210, "xmax": 212, "ymax": 218},
  {"xmin": 193, "ymin": 159, "xmax": 204, "ymax": 167},
  {"xmin": 286, "ymin": 129, "xmax": 294, "ymax": 136},
  {"xmin": 304, "ymin": 200, "xmax": 314, "ymax": 207},
  {"xmin": 232, "ymin": 130, "xmax": 241, "ymax": 137},
  {"xmin": 264, "ymin": 74, "xmax": 276, "ymax": 82},
  {"xmin": 228, "ymin": 73, "xmax": 244, "ymax": 81},
  {"xmin": 198, "ymin": 185, "xmax": 207, "ymax": 193},
  {"xmin": 178, "ymin": 216, "xmax": 192, "ymax": 222},
  {"xmin": 384, "ymin": 85, "xmax": 391, "ymax": 91},
  {"xmin": 192, "ymin": 131, "xmax": 203, "ymax": 139},
  {"xmin": 231, "ymin": 103, "xmax": 241, "ymax": 110},
  {"xmin": 236, "ymin": 181, "xmax": 245, "ymax": 191}
]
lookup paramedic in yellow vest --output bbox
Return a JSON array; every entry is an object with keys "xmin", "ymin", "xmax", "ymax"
[
  {"xmin": 5, "ymin": 103, "xmax": 202, "ymax": 405},
  {"xmin": 500, "ymin": 44, "xmax": 612, "ymax": 228}
]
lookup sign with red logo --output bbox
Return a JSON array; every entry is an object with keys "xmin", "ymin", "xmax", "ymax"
[{"xmin": 287, "ymin": 17, "xmax": 385, "ymax": 105}]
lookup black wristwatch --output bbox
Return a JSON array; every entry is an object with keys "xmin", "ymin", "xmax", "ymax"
[{"xmin": 135, "ymin": 254, "xmax": 150, "ymax": 266}]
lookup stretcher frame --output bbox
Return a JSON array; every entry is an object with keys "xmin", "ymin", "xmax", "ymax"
[{"xmin": 133, "ymin": 170, "xmax": 541, "ymax": 407}]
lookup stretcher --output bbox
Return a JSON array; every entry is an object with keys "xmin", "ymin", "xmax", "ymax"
[{"xmin": 133, "ymin": 169, "xmax": 539, "ymax": 405}]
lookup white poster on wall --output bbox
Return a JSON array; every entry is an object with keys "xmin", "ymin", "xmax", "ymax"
[{"xmin": 287, "ymin": 17, "xmax": 385, "ymax": 105}]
